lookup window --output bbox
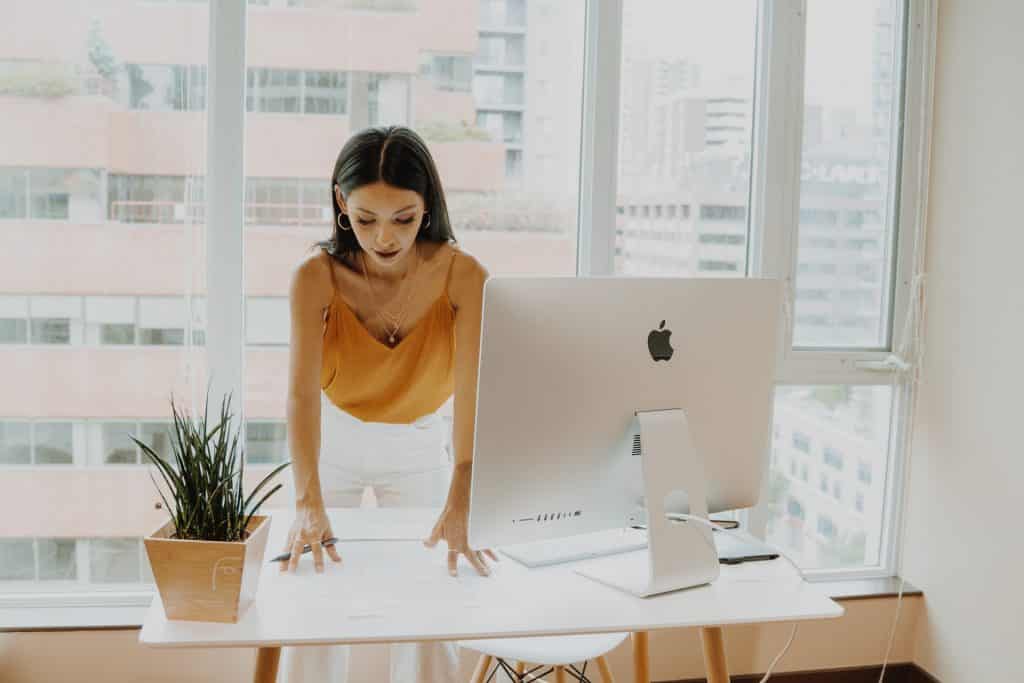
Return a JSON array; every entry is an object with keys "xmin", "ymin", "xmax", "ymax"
[
  {"xmin": 817, "ymin": 515, "xmax": 836, "ymax": 540},
  {"xmin": 474, "ymin": 72, "xmax": 524, "ymax": 108},
  {"xmin": 0, "ymin": 421, "xmax": 31, "ymax": 464},
  {"xmin": 246, "ymin": 421, "xmax": 288, "ymax": 464},
  {"xmin": 247, "ymin": 68, "xmax": 301, "ymax": 113},
  {"xmin": 95, "ymin": 422, "xmax": 141, "ymax": 465},
  {"xmin": 33, "ymin": 422, "xmax": 74, "ymax": 465},
  {"xmin": 3, "ymin": 0, "xmax": 928, "ymax": 606},
  {"xmin": 858, "ymin": 460, "xmax": 873, "ymax": 485},
  {"xmin": 700, "ymin": 205, "xmax": 747, "ymax": 221},
  {"xmin": 793, "ymin": 0, "xmax": 905, "ymax": 348},
  {"xmin": 699, "ymin": 233, "xmax": 746, "ymax": 246},
  {"xmin": 363, "ymin": 73, "xmax": 411, "ymax": 127},
  {"xmin": 477, "ymin": 111, "xmax": 523, "ymax": 145},
  {"xmin": 247, "ymin": 68, "xmax": 349, "ymax": 115},
  {"xmin": 118, "ymin": 64, "xmax": 207, "ymax": 111},
  {"xmin": 0, "ymin": 538, "xmax": 76, "ymax": 581},
  {"xmin": 823, "ymin": 446, "xmax": 844, "ymax": 470},
  {"xmin": 108, "ymin": 174, "xmax": 204, "ymax": 224},
  {"xmin": 617, "ymin": 2, "xmax": 756, "ymax": 276},
  {"xmin": 86, "ymin": 297, "xmax": 136, "ymax": 345},
  {"xmin": 420, "ymin": 55, "xmax": 473, "ymax": 93},
  {"xmin": 0, "ymin": 296, "xmax": 29, "ymax": 344},
  {"xmin": 480, "ymin": 0, "xmax": 526, "ymax": 28},
  {"xmin": 477, "ymin": 34, "xmax": 526, "ymax": 68},
  {"xmin": 30, "ymin": 297, "xmax": 83, "ymax": 345},
  {"xmin": 303, "ymin": 71, "xmax": 348, "ymax": 114},
  {"xmin": 767, "ymin": 386, "xmax": 894, "ymax": 569},
  {"xmin": 0, "ymin": 168, "xmax": 102, "ymax": 221},
  {"xmin": 792, "ymin": 431, "xmax": 811, "ymax": 453}
]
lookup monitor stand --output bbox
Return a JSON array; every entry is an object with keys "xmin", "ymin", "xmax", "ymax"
[{"xmin": 575, "ymin": 408, "xmax": 720, "ymax": 597}]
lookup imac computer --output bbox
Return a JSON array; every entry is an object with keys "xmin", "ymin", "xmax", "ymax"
[{"xmin": 467, "ymin": 276, "xmax": 783, "ymax": 597}]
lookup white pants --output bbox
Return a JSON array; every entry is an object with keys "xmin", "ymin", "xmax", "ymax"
[{"xmin": 278, "ymin": 399, "xmax": 460, "ymax": 683}]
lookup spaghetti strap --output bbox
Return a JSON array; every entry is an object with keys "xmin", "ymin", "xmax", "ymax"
[
  {"xmin": 322, "ymin": 247, "xmax": 338, "ymax": 294},
  {"xmin": 443, "ymin": 248, "xmax": 458, "ymax": 298}
]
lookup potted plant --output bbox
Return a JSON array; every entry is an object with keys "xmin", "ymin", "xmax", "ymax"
[{"xmin": 134, "ymin": 389, "xmax": 290, "ymax": 623}]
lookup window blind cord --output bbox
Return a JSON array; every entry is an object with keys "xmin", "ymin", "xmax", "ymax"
[{"xmin": 877, "ymin": 40, "xmax": 934, "ymax": 674}]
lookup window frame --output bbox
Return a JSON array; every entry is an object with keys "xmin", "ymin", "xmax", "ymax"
[
  {"xmin": 0, "ymin": 0, "xmax": 937, "ymax": 612},
  {"xmin": 580, "ymin": 0, "xmax": 935, "ymax": 582}
]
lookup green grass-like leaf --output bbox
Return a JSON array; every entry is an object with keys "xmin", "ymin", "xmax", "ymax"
[{"xmin": 136, "ymin": 384, "xmax": 291, "ymax": 542}]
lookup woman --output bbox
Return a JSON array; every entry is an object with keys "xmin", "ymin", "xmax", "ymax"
[{"xmin": 277, "ymin": 126, "xmax": 497, "ymax": 682}]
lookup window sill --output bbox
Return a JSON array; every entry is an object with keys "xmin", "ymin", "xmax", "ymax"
[{"xmin": 0, "ymin": 578, "xmax": 921, "ymax": 633}]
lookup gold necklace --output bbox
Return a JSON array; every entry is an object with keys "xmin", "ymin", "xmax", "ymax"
[{"xmin": 360, "ymin": 244, "xmax": 420, "ymax": 346}]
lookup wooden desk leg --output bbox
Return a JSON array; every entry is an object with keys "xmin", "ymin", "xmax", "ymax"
[
  {"xmin": 555, "ymin": 666, "xmax": 567, "ymax": 683},
  {"xmin": 631, "ymin": 631, "xmax": 650, "ymax": 683},
  {"xmin": 700, "ymin": 627, "xmax": 730, "ymax": 683},
  {"xmin": 254, "ymin": 646, "xmax": 281, "ymax": 683},
  {"xmin": 471, "ymin": 655, "xmax": 494, "ymax": 683}
]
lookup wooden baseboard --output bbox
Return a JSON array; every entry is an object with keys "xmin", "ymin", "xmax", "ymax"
[{"xmin": 664, "ymin": 662, "xmax": 940, "ymax": 683}]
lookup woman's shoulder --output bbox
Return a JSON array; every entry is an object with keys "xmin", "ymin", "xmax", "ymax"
[
  {"xmin": 289, "ymin": 245, "xmax": 337, "ymax": 309},
  {"xmin": 438, "ymin": 242, "xmax": 488, "ymax": 309}
]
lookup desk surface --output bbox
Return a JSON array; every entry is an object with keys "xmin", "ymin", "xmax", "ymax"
[{"xmin": 139, "ymin": 508, "xmax": 843, "ymax": 649}]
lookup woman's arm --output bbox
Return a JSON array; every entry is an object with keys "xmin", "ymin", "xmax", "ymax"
[
  {"xmin": 425, "ymin": 247, "xmax": 496, "ymax": 576},
  {"xmin": 285, "ymin": 250, "xmax": 334, "ymax": 509},
  {"xmin": 450, "ymin": 249, "xmax": 488, "ymax": 471},
  {"xmin": 280, "ymin": 248, "xmax": 343, "ymax": 574}
]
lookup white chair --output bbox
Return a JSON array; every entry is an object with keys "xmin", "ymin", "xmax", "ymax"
[{"xmin": 459, "ymin": 632, "xmax": 628, "ymax": 682}]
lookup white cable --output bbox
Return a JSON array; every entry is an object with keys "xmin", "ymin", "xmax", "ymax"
[
  {"xmin": 664, "ymin": 514, "xmax": 805, "ymax": 682},
  {"xmin": 877, "ymin": 575, "xmax": 906, "ymax": 683}
]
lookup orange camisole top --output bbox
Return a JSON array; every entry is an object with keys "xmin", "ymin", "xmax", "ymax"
[{"xmin": 319, "ymin": 247, "xmax": 457, "ymax": 424}]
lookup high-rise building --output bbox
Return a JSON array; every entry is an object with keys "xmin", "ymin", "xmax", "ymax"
[{"xmin": 0, "ymin": 0, "xmax": 583, "ymax": 589}]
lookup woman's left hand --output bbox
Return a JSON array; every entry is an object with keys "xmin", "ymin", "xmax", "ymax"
[{"xmin": 424, "ymin": 465, "xmax": 499, "ymax": 577}]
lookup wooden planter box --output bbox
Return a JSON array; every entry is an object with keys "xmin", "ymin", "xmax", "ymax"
[{"xmin": 144, "ymin": 515, "xmax": 272, "ymax": 623}]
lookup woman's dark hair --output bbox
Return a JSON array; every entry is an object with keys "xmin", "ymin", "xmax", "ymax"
[{"xmin": 314, "ymin": 126, "xmax": 456, "ymax": 259}]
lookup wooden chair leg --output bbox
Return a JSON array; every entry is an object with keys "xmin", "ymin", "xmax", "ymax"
[
  {"xmin": 700, "ymin": 627, "xmax": 730, "ymax": 683},
  {"xmin": 516, "ymin": 661, "xmax": 526, "ymax": 677},
  {"xmin": 253, "ymin": 646, "xmax": 280, "ymax": 683},
  {"xmin": 472, "ymin": 654, "xmax": 494, "ymax": 683},
  {"xmin": 596, "ymin": 655, "xmax": 616, "ymax": 683},
  {"xmin": 631, "ymin": 631, "xmax": 650, "ymax": 683},
  {"xmin": 555, "ymin": 666, "xmax": 567, "ymax": 683}
]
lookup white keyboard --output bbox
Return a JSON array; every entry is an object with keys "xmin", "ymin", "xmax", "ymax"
[
  {"xmin": 500, "ymin": 527, "xmax": 649, "ymax": 568},
  {"xmin": 501, "ymin": 527, "xmax": 779, "ymax": 569}
]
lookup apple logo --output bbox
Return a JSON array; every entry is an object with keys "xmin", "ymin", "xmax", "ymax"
[{"xmin": 648, "ymin": 320, "xmax": 674, "ymax": 361}]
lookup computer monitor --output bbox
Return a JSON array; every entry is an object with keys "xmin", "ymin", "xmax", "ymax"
[{"xmin": 467, "ymin": 276, "xmax": 782, "ymax": 594}]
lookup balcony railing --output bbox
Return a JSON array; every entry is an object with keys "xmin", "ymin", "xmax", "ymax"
[{"xmin": 109, "ymin": 201, "xmax": 332, "ymax": 227}]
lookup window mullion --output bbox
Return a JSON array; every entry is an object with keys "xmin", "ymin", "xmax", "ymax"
[
  {"xmin": 576, "ymin": 0, "xmax": 622, "ymax": 277},
  {"xmin": 205, "ymin": 0, "xmax": 247, "ymax": 421},
  {"xmin": 745, "ymin": 0, "xmax": 807, "ymax": 539},
  {"xmin": 880, "ymin": 0, "xmax": 938, "ymax": 581}
]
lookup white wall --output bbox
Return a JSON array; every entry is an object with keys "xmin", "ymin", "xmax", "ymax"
[{"xmin": 902, "ymin": 1, "xmax": 1024, "ymax": 681}]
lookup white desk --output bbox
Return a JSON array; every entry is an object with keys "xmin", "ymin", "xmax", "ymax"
[{"xmin": 140, "ymin": 508, "xmax": 843, "ymax": 682}]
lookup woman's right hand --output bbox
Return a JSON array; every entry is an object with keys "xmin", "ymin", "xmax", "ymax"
[{"xmin": 280, "ymin": 504, "xmax": 343, "ymax": 574}]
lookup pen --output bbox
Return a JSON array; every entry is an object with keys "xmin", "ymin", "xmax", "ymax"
[{"xmin": 269, "ymin": 537, "xmax": 340, "ymax": 563}]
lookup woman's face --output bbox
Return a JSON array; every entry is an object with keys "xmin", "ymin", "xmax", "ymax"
[{"xmin": 335, "ymin": 181, "xmax": 425, "ymax": 270}]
